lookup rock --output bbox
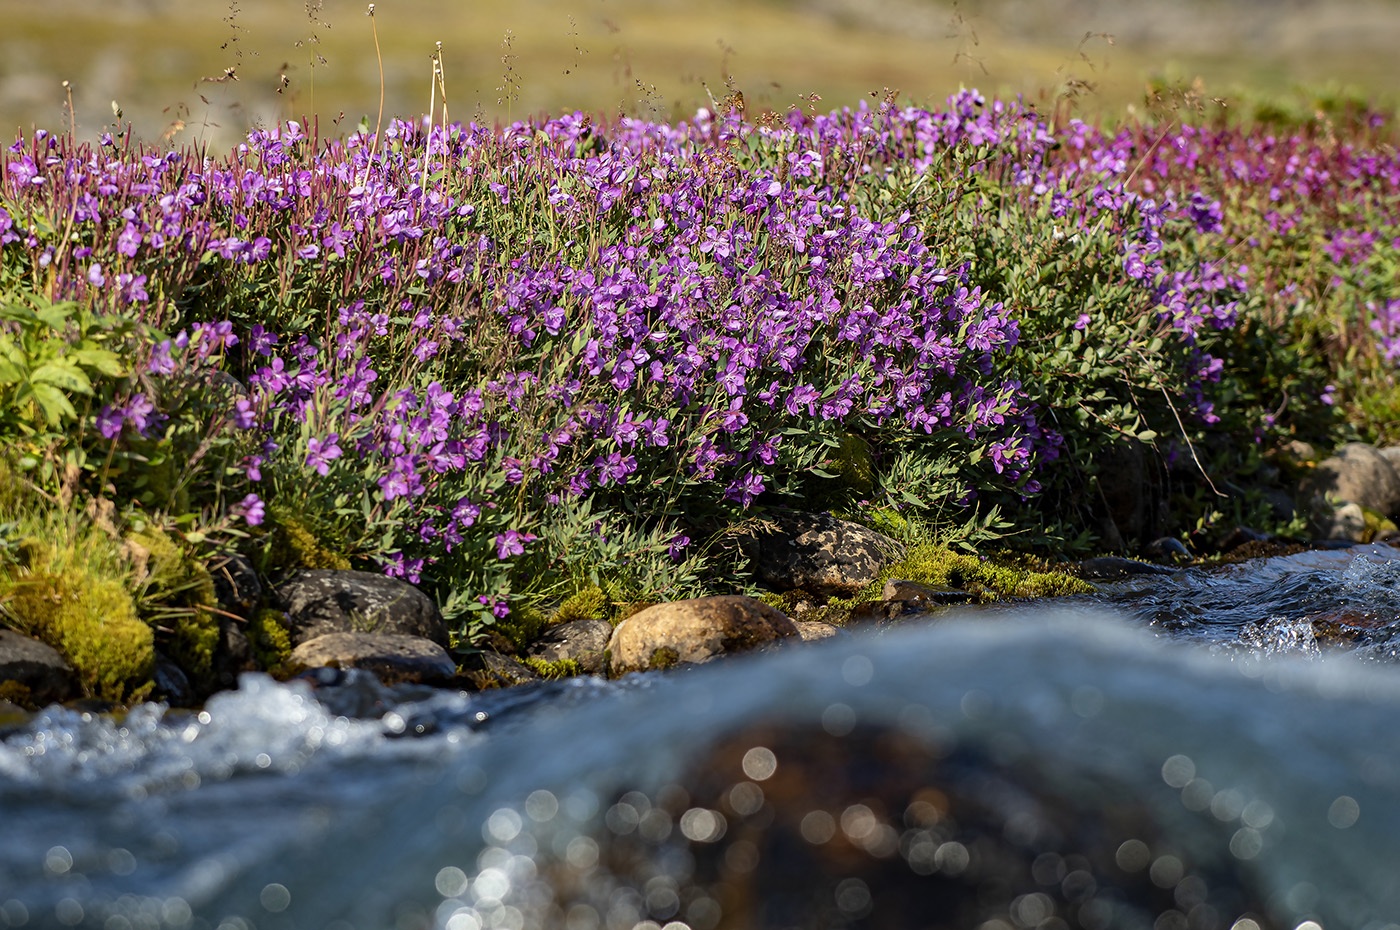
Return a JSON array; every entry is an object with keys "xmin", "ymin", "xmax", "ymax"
[
  {"xmin": 213, "ymin": 618, "xmax": 257, "ymax": 688},
  {"xmin": 1076, "ymin": 556, "xmax": 1175, "ymax": 580},
  {"xmin": 526, "ymin": 618, "xmax": 613, "ymax": 673},
  {"xmin": 0, "ymin": 630, "xmax": 75, "ymax": 707},
  {"xmin": 848, "ymin": 600, "xmax": 932, "ymax": 627},
  {"xmin": 1216, "ymin": 525, "xmax": 1271, "ymax": 553},
  {"xmin": 1304, "ymin": 442, "xmax": 1400, "ymax": 518},
  {"xmin": 208, "ymin": 552, "xmax": 261, "ymax": 617},
  {"xmin": 1311, "ymin": 499, "xmax": 1368, "ymax": 542},
  {"xmin": 459, "ymin": 650, "xmax": 540, "ymax": 690},
  {"xmin": 274, "ymin": 570, "xmax": 448, "ymax": 647},
  {"xmin": 880, "ymin": 578, "xmax": 974, "ymax": 605},
  {"xmin": 1143, "ymin": 537, "xmax": 1192, "ymax": 563},
  {"xmin": 567, "ymin": 722, "xmax": 1272, "ymax": 929},
  {"xmin": 746, "ymin": 511, "xmax": 905, "ymax": 598},
  {"xmin": 608, "ymin": 596, "xmax": 799, "ymax": 676},
  {"xmin": 291, "ymin": 666, "xmax": 441, "ymax": 719},
  {"xmin": 152, "ymin": 652, "xmax": 195, "ymax": 707},
  {"xmin": 289, "ymin": 632, "xmax": 457, "ymax": 685},
  {"xmin": 793, "ymin": 620, "xmax": 847, "ymax": 642}
]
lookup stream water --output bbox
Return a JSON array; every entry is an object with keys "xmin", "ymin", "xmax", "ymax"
[{"xmin": 5, "ymin": 544, "xmax": 1400, "ymax": 930}]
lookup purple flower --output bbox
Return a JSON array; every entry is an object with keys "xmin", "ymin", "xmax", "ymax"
[
  {"xmin": 96, "ymin": 405, "xmax": 124, "ymax": 439},
  {"xmin": 124, "ymin": 394, "xmax": 159, "ymax": 437},
  {"xmin": 306, "ymin": 434, "xmax": 343, "ymax": 475},
  {"xmin": 234, "ymin": 493, "xmax": 265, "ymax": 526},
  {"xmin": 724, "ymin": 471, "xmax": 766, "ymax": 508},
  {"xmin": 668, "ymin": 533, "xmax": 691, "ymax": 559},
  {"xmin": 494, "ymin": 529, "xmax": 538, "ymax": 559}
]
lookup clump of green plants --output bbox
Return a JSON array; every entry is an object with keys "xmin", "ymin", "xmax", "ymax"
[{"xmin": 126, "ymin": 528, "xmax": 221, "ymax": 687}]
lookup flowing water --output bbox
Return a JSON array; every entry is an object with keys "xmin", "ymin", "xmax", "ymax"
[{"xmin": 5, "ymin": 545, "xmax": 1400, "ymax": 930}]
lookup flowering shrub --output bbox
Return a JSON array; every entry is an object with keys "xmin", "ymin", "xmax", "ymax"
[{"xmin": 1, "ymin": 91, "xmax": 1386, "ymax": 638}]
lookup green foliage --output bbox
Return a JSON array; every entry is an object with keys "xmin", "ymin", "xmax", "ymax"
[
  {"xmin": 126, "ymin": 529, "xmax": 220, "ymax": 686},
  {"xmin": 0, "ymin": 289, "xmax": 125, "ymax": 438},
  {"xmin": 261, "ymin": 504, "xmax": 352, "ymax": 572}
]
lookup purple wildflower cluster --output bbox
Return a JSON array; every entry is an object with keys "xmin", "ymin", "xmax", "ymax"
[{"xmin": 3, "ymin": 91, "xmax": 1391, "ymax": 625}]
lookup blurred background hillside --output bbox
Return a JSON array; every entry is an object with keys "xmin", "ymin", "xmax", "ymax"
[{"xmin": 2, "ymin": 0, "xmax": 1398, "ymax": 147}]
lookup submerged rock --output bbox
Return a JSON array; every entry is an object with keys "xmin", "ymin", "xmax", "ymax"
[
  {"xmin": 274, "ymin": 570, "xmax": 449, "ymax": 647},
  {"xmin": 534, "ymin": 721, "xmax": 1272, "ymax": 930},
  {"xmin": 608, "ymin": 595, "xmax": 799, "ymax": 676},
  {"xmin": 1076, "ymin": 556, "xmax": 1176, "ymax": 580},
  {"xmin": 289, "ymin": 632, "xmax": 457, "ymax": 685},
  {"xmin": 746, "ymin": 511, "xmax": 905, "ymax": 598}
]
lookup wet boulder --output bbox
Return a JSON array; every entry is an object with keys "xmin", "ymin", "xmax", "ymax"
[
  {"xmin": 274, "ymin": 569, "xmax": 449, "ymax": 647},
  {"xmin": 1304, "ymin": 442, "xmax": 1400, "ymax": 520},
  {"xmin": 608, "ymin": 595, "xmax": 799, "ymax": 676},
  {"xmin": 746, "ymin": 511, "xmax": 904, "ymax": 598},
  {"xmin": 0, "ymin": 630, "xmax": 75, "ymax": 708},
  {"xmin": 289, "ymin": 632, "xmax": 457, "ymax": 686},
  {"xmin": 526, "ymin": 618, "xmax": 613, "ymax": 673}
]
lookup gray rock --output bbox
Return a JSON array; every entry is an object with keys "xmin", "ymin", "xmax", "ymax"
[
  {"xmin": 880, "ymin": 578, "xmax": 974, "ymax": 605},
  {"xmin": 274, "ymin": 570, "xmax": 448, "ymax": 647},
  {"xmin": 793, "ymin": 620, "xmax": 848, "ymax": 642},
  {"xmin": 1311, "ymin": 499, "xmax": 1368, "ymax": 542},
  {"xmin": 1304, "ymin": 442, "xmax": 1400, "ymax": 518},
  {"xmin": 0, "ymin": 630, "xmax": 74, "ymax": 707},
  {"xmin": 608, "ymin": 596, "xmax": 799, "ymax": 676},
  {"xmin": 290, "ymin": 632, "xmax": 457, "ymax": 685},
  {"xmin": 746, "ymin": 511, "xmax": 905, "ymax": 598},
  {"xmin": 526, "ymin": 618, "xmax": 613, "ymax": 673}
]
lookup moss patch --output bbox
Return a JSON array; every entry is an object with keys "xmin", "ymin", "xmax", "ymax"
[
  {"xmin": 522, "ymin": 656, "xmax": 584, "ymax": 679},
  {"xmin": 247, "ymin": 607, "xmax": 293, "ymax": 670},
  {"xmin": 3, "ymin": 570, "xmax": 154, "ymax": 704},
  {"xmin": 553, "ymin": 585, "xmax": 610, "ymax": 623}
]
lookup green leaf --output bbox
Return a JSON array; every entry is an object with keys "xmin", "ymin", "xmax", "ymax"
[
  {"xmin": 30, "ymin": 383, "xmax": 78, "ymax": 426},
  {"xmin": 31, "ymin": 362, "xmax": 93, "ymax": 395}
]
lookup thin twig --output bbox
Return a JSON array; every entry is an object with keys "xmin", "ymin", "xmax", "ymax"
[{"xmin": 1161, "ymin": 385, "xmax": 1223, "ymax": 497}]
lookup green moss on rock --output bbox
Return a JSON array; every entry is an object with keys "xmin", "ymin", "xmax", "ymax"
[
  {"xmin": 841, "ymin": 541, "xmax": 1092, "ymax": 610},
  {"xmin": 522, "ymin": 656, "xmax": 584, "ymax": 679},
  {"xmin": 248, "ymin": 608, "xmax": 293, "ymax": 670}
]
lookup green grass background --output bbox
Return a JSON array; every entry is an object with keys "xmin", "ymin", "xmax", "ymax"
[{"xmin": 2, "ymin": 0, "xmax": 1398, "ymax": 147}]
